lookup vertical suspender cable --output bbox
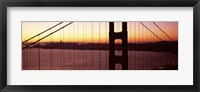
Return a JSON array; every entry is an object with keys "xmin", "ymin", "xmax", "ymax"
[
  {"xmin": 141, "ymin": 22, "xmax": 143, "ymax": 70},
  {"xmin": 141, "ymin": 22, "xmax": 143, "ymax": 69},
  {"xmin": 27, "ymin": 42, "xmax": 28, "ymax": 69},
  {"xmin": 58, "ymin": 26, "xmax": 62, "ymax": 70},
  {"xmin": 50, "ymin": 25, "xmax": 52, "ymax": 70},
  {"xmin": 73, "ymin": 23, "xmax": 75, "ymax": 70},
  {"xmin": 24, "ymin": 44, "xmax": 26, "ymax": 70},
  {"xmin": 83, "ymin": 22, "xmax": 85, "ymax": 69},
  {"xmin": 151, "ymin": 22, "xmax": 154, "ymax": 69},
  {"xmin": 154, "ymin": 22, "xmax": 158, "ymax": 68},
  {"xmin": 143, "ymin": 22, "xmax": 145, "ymax": 70},
  {"xmin": 157, "ymin": 22, "xmax": 161, "ymax": 68},
  {"xmin": 69, "ymin": 24, "xmax": 71, "ymax": 70},
  {"xmin": 158, "ymin": 22, "xmax": 164, "ymax": 67},
  {"xmin": 105, "ymin": 22, "xmax": 108, "ymax": 70},
  {"xmin": 151, "ymin": 21, "xmax": 156, "ymax": 69},
  {"xmin": 128, "ymin": 22, "xmax": 130, "ymax": 69},
  {"xmin": 157, "ymin": 22, "xmax": 160, "ymax": 68},
  {"xmin": 130, "ymin": 22, "xmax": 132, "ymax": 69},
  {"xmin": 143, "ymin": 22, "xmax": 145, "ymax": 69},
  {"xmin": 63, "ymin": 22, "xmax": 65, "ymax": 70},
  {"xmin": 70, "ymin": 25, "xmax": 72, "ymax": 70},
  {"xmin": 139, "ymin": 22, "xmax": 141, "ymax": 69},
  {"xmin": 147, "ymin": 22, "xmax": 150, "ymax": 69},
  {"xmin": 99, "ymin": 22, "xmax": 101, "ymax": 70},
  {"xmin": 132, "ymin": 22, "xmax": 134, "ymax": 70},
  {"xmin": 84, "ymin": 22, "xmax": 88, "ymax": 69},
  {"xmin": 140, "ymin": 22, "xmax": 142, "ymax": 69},
  {"xmin": 38, "ymin": 35, "xmax": 41, "ymax": 70},
  {"xmin": 52, "ymin": 25, "xmax": 54, "ymax": 70},
  {"xmin": 138, "ymin": 22, "xmax": 140, "ymax": 69},
  {"xmin": 77, "ymin": 22, "xmax": 79, "ymax": 69},
  {"xmin": 25, "ymin": 43, "xmax": 27, "ymax": 69},
  {"xmin": 135, "ymin": 22, "xmax": 137, "ymax": 70},
  {"xmin": 91, "ymin": 22, "xmax": 94, "ymax": 69},
  {"xmin": 153, "ymin": 22, "xmax": 159, "ymax": 68},
  {"xmin": 134, "ymin": 22, "xmax": 136, "ymax": 70},
  {"xmin": 152, "ymin": 22, "xmax": 157, "ymax": 68},
  {"xmin": 23, "ymin": 45, "xmax": 26, "ymax": 70},
  {"xmin": 154, "ymin": 21, "xmax": 160, "ymax": 67},
  {"xmin": 154, "ymin": 22, "xmax": 156, "ymax": 68},
  {"xmin": 129, "ymin": 22, "xmax": 132, "ymax": 70},
  {"xmin": 49, "ymin": 28, "xmax": 51, "ymax": 70}
]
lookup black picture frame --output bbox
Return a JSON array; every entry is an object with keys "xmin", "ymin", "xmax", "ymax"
[{"xmin": 0, "ymin": 0, "xmax": 199, "ymax": 92}]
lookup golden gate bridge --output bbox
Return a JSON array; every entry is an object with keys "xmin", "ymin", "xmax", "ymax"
[{"xmin": 22, "ymin": 21, "xmax": 177, "ymax": 70}]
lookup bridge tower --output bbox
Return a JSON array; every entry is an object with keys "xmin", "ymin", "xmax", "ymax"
[{"xmin": 109, "ymin": 22, "xmax": 128, "ymax": 70}]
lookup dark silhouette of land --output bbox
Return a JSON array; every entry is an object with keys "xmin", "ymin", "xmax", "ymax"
[
  {"xmin": 25, "ymin": 41, "xmax": 178, "ymax": 54},
  {"xmin": 128, "ymin": 41, "xmax": 178, "ymax": 54}
]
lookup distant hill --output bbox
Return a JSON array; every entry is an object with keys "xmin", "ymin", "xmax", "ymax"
[
  {"xmin": 29, "ymin": 41, "xmax": 178, "ymax": 54},
  {"xmin": 127, "ymin": 41, "xmax": 178, "ymax": 54}
]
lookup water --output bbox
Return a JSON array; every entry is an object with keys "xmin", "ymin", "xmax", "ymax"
[{"xmin": 22, "ymin": 49, "xmax": 178, "ymax": 70}]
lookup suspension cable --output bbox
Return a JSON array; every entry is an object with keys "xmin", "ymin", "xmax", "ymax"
[
  {"xmin": 153, "ymin": 22, "xmax": 174, "ymax": 41},
  {"xmin": 22, "ymin": 22, "xmax": 63, "ymax": 44},
  {"xmin": 23, "ymin": 22, "xmax": 73, "ymax": 49},
  {"xmin": 140, "ymin": 22, "xmax": 164, "ymax": 41}
]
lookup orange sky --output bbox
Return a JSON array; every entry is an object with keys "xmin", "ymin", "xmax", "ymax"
[{"xmin": 22, "ymin": 21, "xmax": 178, "ymax": 43}]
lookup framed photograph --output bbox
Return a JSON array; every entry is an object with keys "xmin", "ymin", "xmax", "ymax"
[{"xmin": 0, "ymin": 0, "xmax": 199, "ymax": 92}]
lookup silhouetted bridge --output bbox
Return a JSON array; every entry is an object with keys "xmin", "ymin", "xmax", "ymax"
[{"xmin": 22, "ymin": 21, "xmax": 178, "ymax": 70}]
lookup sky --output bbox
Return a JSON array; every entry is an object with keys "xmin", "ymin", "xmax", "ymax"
[{"xmin": 22, "ymin": 21, "xmax": 178, "ymax": 44}]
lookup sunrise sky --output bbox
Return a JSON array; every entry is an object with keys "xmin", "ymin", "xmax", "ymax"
[{"xmin": 22, "ymin": 21, "xmax": 178, "ymax": 43}]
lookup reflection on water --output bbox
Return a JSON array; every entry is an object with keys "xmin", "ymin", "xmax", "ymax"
[{"xmin": 22, "ymin": 49, "xmax": 178, "ymax": 70}]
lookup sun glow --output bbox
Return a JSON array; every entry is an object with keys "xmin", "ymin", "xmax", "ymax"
[{"xmin": 22, "ymin": 22, "xmax": 178, "ymax": 44}]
